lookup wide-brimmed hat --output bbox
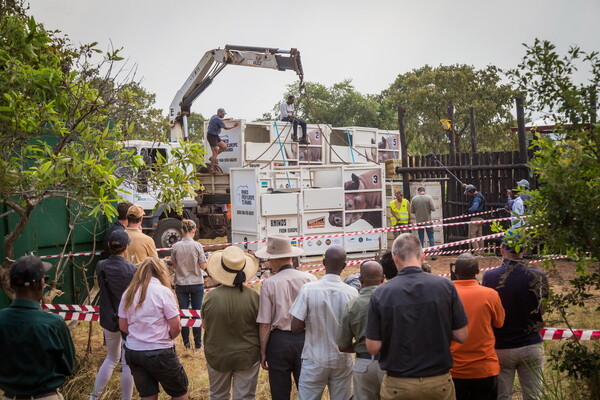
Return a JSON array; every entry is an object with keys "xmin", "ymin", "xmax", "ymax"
[
  {"xmin": 255, "ymin": 234, "xmax": 303, "ymax": 259},
  {"xmin": 516, "ymin": 179, "xmax": 530, "ymax": 189},
  {"xmin": 207, "ymin": 246, "xmax": 258, "ymax": 289}
]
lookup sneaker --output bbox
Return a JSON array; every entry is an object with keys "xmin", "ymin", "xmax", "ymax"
[
  {"xmin": 291, "ymin": 135, "xmax": 298, "ymax": 142},
  {"xmin": 299, "ymin": 137, "xmax": 309, "ymax": 145}
]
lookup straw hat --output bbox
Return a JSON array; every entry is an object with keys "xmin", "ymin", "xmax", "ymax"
[
  {"xmin": 207, "ymin": 246, "xmax": 259, "ymax": 289},
  {"xmin": 254, "ymin": 234, "xmax": 303, "ymax": 259}
]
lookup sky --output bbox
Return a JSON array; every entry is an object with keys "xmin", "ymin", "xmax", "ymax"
[{"xmin": 27, "ymin": 0, "xmax": 600, "ymax": 123}]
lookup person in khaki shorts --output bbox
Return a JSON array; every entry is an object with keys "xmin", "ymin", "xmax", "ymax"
[
  {"xmin": 366, "ymin": 233, "xmax": 468, "ymax": 400},
  {"xmin": 123, "ymin": 205, "xmax": 158, "ymax": 264}
]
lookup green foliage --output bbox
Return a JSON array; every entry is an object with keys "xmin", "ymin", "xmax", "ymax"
[
  {"xmin": 511, "ymin": 39, "xmax": 600, "ymax": 398},
  {"xmin": 100, "ymin": 81, "xmax": 170, "ymax": 141},
  {"xmin": 276, "ymin": 79, "xmax": 383, "ymax": 127},
  {"xmin": 382, "ymin": 64, "xmax": 518, "ymax": 154},
  {"xmin": 186, "ymin": 112, "xmax": 206, "ymax": 143},
  {"xmin": 0, "ymin": 2, "xmax": 205, "ymax": 298}
]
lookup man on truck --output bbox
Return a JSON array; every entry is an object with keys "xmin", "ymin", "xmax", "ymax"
[
  {"xmin": 207, "ymin": 108, "xmax": 240, "ymax": 173},
  {"xmin": 280, "ymin": 95, "xmax": 308, "ymax": 144}
]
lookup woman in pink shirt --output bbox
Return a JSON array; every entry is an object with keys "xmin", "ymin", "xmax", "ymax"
[{"xmin": 118, "ymin": 257, "xmax": 189, "ymax": 400}]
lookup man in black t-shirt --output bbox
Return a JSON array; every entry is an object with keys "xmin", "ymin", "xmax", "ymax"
[{"xmin": 366, "ymin": 233, "xmax": 468, "ymax": 399}]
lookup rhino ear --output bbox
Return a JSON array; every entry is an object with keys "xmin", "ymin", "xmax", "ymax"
[
  {"xmin": 371, "ymin": 138, "xmax": 375, "ymax": 144},
  {"xmin": 352, "ymin": 173, "xmax": 360, "ymax": 185}
]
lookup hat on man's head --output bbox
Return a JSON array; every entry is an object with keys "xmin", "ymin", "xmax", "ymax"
[
  {"xmin": 516, "ymin": 179, "xmax": 530, "ymax": 189},
  {"xmin": 464, "ymin": 184, "xmax": 476, "ymax": 195},
  {"xmin": 10, "ymin": 255, "xmax": 52, "ymax": 287},
  {"xmin": 107, "ymin": 229, "xmax": 130, "ymax": 247},
  {"xmin": 127, "ymin": 205, "xmax": 145, "ymax": 219},
  {"xmin": 254, "ymin": 234, "xmax": 303, "ymax": 259},
  {"xmin": 207, "ymin": 246, "xmax": 258, "ymax": 289},
  {"xmin": 217, "ymin": 108, "xmax": 227, "ymax": 115}
]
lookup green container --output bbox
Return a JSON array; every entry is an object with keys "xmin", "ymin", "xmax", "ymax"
[{"xmin": 0, "ymin": 198, "xmax": 109, "ymax": 308}]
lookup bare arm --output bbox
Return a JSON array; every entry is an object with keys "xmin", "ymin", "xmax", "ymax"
[
  {"xmin": 167, "ymin": 315, "xmax": 182, "ymax": 339},
  {"xmin": 451, "ymin": 325, "xmax": 468, "ymax": 344},
  {"xmin": 199, "ymin": 262, "xmax": 207, "ymax": 270},
  {"xmin": 119, "ymin": 317, "xmax": 129, "ymax": 334},
  {"xmin": 291, "ymin": 317, "xmax": 306, "ymax": 334},
  {"xmin": 366, "ymin": 339, "xmax": 382, "ymax": 355},
  {"xmin": 223, "ymin": 122, "xmax": 240, "ymax": 130},
  {"xmin": 259, "ymin": 323, "xmax": 271, "ymax": 370}
]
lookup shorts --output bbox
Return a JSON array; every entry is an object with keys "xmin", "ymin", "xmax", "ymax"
[
  {"xmin": 207, "ymin": 133, "xmax": 222, "ymax": 147},
  {"xmin": 124, "ymin": 346, "xmax": 188, "ymax": 397}
]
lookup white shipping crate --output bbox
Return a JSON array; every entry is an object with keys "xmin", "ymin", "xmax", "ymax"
[{"xmin": 230, "ymin": 165, "xmax": 386, "ymax": 257}]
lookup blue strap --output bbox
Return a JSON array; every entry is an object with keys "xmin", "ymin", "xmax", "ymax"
[
  {"xmin": 346, "ymin": 128, "xmax": 355, "ymax": 163},
  {"xmin": 273, "ymin": 121, "xmax": 292, "ymax": 188}
]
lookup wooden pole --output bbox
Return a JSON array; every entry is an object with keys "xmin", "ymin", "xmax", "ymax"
[
  {"xmin": 469, "ymin": 107, "xmax": 477, "ymax": 154},
  {"xmin": 398, "ymin": 107, "xmax": 410, "ymax": 198},
  {"xmin": 448, "ymin": 100, "xmax": 455, "ymax": 164},
  {"xmin": 516, "ymin": 97, "xmax": 528, "ymax": 164}
]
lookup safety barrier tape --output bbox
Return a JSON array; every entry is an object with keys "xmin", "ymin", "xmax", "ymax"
[
  {"xmin": 424, "ymin": 246, "xmax": 501, "ymax": 256},
  {"xmin": 37, "ymin": 209, "xmax": 509, "ymax": 258},
  {"xmin": 541, "ymin": 328, "xmax": 600, "ymax": 341},
  {"xmin": 51, "ymin": 308, "xmax": 598, "ymax": 340}
]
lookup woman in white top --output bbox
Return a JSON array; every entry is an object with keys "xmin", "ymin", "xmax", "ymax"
[
  {"xmin": 119, "ymin": 257, "xmax": 189, "ymax": 400},
  {"xmin": 171, "ymin": 219, "xmax": 207, "ymax": 349}
]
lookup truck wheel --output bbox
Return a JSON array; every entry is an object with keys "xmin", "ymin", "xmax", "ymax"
[{"xmin": 153, "ymin": 218, "xmax": 183, "ymax": 249}]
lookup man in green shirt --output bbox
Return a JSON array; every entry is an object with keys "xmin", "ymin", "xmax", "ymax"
[
  {"xmin": 0, "ymin": 255, "xmax": 75, "ymax": 399},
  {"xmin": 336, "ymin": 260, "xmax": 385, "ymax": 400},
  {"xmin": 203, "ymin": 246, "xmax": 260, "ymax": 400}
]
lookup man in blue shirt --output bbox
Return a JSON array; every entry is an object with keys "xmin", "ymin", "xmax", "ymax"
[
  {"xmin": 482, "ymin": 236, "xmax": 548, "ymax": 400},
  {"xmin": 206, "ymin": 108, "xmax": 239, "ymax": 173},
  {"xmin": 463, "ymin": 184, "xmax": 486, "ymax": 255}
]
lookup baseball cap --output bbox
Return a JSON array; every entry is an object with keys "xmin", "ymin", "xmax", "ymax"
[
  {"xmin": 516, "ymin": 179, "xmax": 530, "ymax": 189},
  {"xmin": 464, "ymin": 184, "xmax": 476, "ymax": 195},
  {"xmin": 217, "ymin": 108, "xmax": 227, "ymax": 115},
  {"xmin": 127, "ymin": 205, "xmax": 145, "ymax": 219},
  {"xmin": 10, "ymin": 255, "xmax": 52, "ymax": 287},
  {"xmin": 107, "ymin": 229, "xmax": 131, "ymax": 247},
  {"xmin": 502, "ymin": 230, "xmax": 526, "ymax": 253}
]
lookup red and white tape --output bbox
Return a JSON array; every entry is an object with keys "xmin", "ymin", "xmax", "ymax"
[
  {"xmin": 51, "ymin": 308, "xmax": 598, "ymax": 341},
  {"xmin": 38, "ymin": 209, "xmax": 508, "ymax": 259},
  {"xmin": 541, "ymin": 328, "xmax": 600, "ymax": 341}
]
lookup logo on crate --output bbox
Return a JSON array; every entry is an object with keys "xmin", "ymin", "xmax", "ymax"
[
  {"xmin": 325, "ymin": 239, "xmax": 331, "ymax": 245},
  {"xmin": 260, "ymin": 181, "xmax": 269, "ymax": 188},
  {"xmin": 306, "ymin": 216, "xmax": 326, "ymax": 229}
]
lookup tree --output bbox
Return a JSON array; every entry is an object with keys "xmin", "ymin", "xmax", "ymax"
[
  {"xmin": 271, "ymin": 79, "xmax": 383, "ymax": 127},
  {"xmin": 0, "ymin": 1, "xmax": 204, "ymax": 298},
  {"xmin": 509, "ymin": 39, "xmax": 600, "ymax": 398},
  {"xmin": 186, "ymin": 112, "xmax": 206, "ymax": 143},
  {"xmin": 382, "ymin": 64, "xmax": 518, "ymax": 154},
  {"xmin": 102, "ymin": 81, "xmax": 170, "ymax": 141}
]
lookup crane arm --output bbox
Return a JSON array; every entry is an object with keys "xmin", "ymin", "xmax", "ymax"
[{"xmin": 169, "ymin": 45, "xmax": 303, "ymax": 141}]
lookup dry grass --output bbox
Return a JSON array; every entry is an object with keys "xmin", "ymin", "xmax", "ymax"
[{"xmin": 58, "ymin": 255, "xmax": 599, "ymax": 399}]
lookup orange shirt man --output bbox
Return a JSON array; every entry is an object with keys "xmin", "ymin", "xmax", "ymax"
[{"xmin": 450, "ymin": 253, "xmax": 505, "ymax": 400}]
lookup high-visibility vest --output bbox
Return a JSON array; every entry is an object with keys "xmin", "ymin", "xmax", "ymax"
[{"xmin": 390, "ymin": 199, "xmax": 410, "ymax": 226}]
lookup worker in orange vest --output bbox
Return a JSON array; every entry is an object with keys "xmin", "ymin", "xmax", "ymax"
[{"xmin": 389, "ymin": 191, "xmax": 411, "ymax": 239}]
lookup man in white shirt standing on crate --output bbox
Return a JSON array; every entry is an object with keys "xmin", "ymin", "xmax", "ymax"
[{"xmin": 280, "ymin": 95, "xmax": 308, "ymax": 144}]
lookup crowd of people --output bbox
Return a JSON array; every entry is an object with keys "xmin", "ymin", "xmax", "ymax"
[{"xmin": 0, "ymin": 177, "xmax": 543, "ymax": 400}]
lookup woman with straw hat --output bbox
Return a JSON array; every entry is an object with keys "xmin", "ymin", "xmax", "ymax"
[{"xmin": 202, "ymin": 246, "xmax": 260, "ymax": 400}]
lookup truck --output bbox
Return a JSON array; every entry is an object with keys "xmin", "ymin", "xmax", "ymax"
[{"xmin": 123, "ymin": 45, "xmax": 304, "ymax": 248}]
